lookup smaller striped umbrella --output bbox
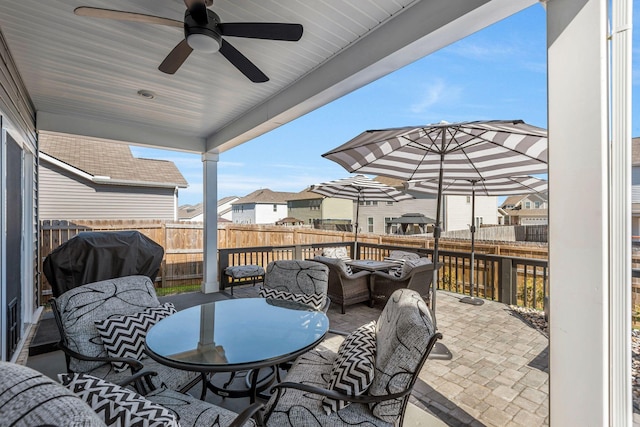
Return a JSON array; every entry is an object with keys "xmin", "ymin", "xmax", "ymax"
[
  {"xmin": 309, "ymin": 175, "xmax": 414, "ymax": 253},
  {"xmin": 405, "ymin": 175, "xmax": 548, "ymax": 305}
]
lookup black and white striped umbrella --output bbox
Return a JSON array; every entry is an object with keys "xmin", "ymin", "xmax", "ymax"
[
  {"xmin": 405, "ymin": 175, "xmax": 548, "ymax": 306},
  {"xmin": 309, "ymin": 175, "xmax": 413, "ymax": 252},
  {"xmin": 322, "ymin": 120, "xmax": 548, "ymax": 320}
]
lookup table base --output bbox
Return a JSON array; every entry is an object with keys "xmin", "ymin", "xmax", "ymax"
[{"xmin": 202, "ymin": 367, "xmax": 278, "ymax": 403}]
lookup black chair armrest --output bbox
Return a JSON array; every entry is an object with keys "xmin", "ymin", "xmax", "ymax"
[
  {"xmin": 230, "ymin": 402, "xmax": 264, "ymax": 427},
  {"xmin": 270, "ymin": 382, "xmax": 411, "ymax": 403}
]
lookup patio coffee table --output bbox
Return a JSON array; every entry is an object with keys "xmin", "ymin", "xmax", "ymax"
[
  {"xmin": 145, "ymin": 298, "xmax": 329, "ymax": 402},
  {"xmin": 346, "ymin": 259, "xmax": 399, "ymax": 272}
]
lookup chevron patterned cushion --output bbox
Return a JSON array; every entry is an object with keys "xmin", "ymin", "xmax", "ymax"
[
  {"xmin": 95, "ymin": 303, "xmax": 176, "ymax": 372},
  {"xmin": 59, "ymin": 373, "xmax": 179, "ymax": 427},
  {"xmin": 259, "ymin": 287, "xmax": 325, "ymax": 311},
  {"xmin": 322, "ymin": 321, "xmax": 376, "ymax": 414},
  {"xmin": 0, "ymin": 362, "xmax": 105, "ymax": 427}
]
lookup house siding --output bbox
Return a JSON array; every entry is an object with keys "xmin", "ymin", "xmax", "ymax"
[
  {"xmin": 255, "ymin": 203, "xmax": 287, "ymax": 224},
  {"xmin": 288, "ymin": 199, "xmax": 320, "ymax": 225},
  {"xmin": 0, "ymin": 29, "xmax": 38, "ymax": 361},
  {"xmin": 39, "ymin": 162, "xmax": 177, "ymax": 220},
  {"xmin": 321, "ymin": 198, "xmax": 353, "ymax": 221},
  {"xmin": 357, "ymin": 198, "xmax": 438, "ymax": 234},
  {"xmin": 445, "ymin": 195, "xmax": 499, "ymax": 231}
]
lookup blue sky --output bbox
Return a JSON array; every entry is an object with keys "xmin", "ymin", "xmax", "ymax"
[{"xmin": 131, "ymin": 3, "xmax": 638, "ymax": 206}]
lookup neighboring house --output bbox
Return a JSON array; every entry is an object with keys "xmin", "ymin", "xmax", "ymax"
[
  {"xmin": 39, "ymin": 134, "xmax": 187, "ymax": 221},
  {"xmin": 231, "ymin": 189, "xmax": 297, "ymax": 224},
  {"xmin": 217, "ymin": 196, "xmax": 239, "ymax": 221},
  {"xmin": 178, "ymin": 203, "xmax": 204, "ymax": 221},
  {"xmin": 500, "ymin": 193, "xmax": 549, "ymax": 225},
  {"xmin": 286, "ymin": 190, "xmax": 353, "ymax": 228},
  {"xmin": 178, "ymin": 196, "xmax": 239, "ymax": 222}
]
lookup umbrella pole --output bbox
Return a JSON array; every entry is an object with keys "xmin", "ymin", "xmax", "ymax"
[
  {"xmin": 428, "ymin": 151, "xmax": 452, "ymax": 361},
  {"xmin": 460, "ymin": 184, "xmax": 484, "ymax": 306},
  {"xmin": 353, "ymin": 192, "xmax": 360, "ymax": 259}
]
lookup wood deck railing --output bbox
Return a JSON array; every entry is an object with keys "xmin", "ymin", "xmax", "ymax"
[{"xmin": 219, "ymin": 241, "xmax": 549, "ymax": 311}]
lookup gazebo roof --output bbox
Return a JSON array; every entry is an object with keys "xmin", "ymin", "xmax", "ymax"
[{"xmin": 386, "ymin": 213, "xmax": 435, "ymax": 225}]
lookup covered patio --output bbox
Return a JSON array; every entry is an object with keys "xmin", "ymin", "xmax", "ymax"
[
  {"xmin": 0, "ymin": 0, "xmax": 632, "ymax": 425},
  {"xmin": 25, "ymin": 284, "xmax": 549, "ymax": 426}
]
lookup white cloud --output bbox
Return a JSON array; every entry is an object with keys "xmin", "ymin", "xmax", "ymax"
[{"xmin": 410, "ymin": 80, "xmax": 462, "ymax": 114}]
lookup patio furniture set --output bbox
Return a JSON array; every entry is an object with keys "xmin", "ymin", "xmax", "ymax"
[{"xmin": 2, "ymin": 249, "xmax": 442, "ymax": 426}]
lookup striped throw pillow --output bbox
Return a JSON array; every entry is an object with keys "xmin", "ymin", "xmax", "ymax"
[
  {"xmin": 322, "ymin": 321, "xmax": 376, "ymax": 414},
  {"xmin": 95, "ymin": 303, "xmax": 176, "ymax": 372}
]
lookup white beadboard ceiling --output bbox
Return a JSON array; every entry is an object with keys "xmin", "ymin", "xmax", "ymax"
[{"xmin": 0, "ymin": 0, "xmax": 536, "ymax": 154}]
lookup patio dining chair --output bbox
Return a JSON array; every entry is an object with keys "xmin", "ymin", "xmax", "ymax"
[
  {"xmin": 260, "ymin": 259, "xmax": 330, "ymax": 312},
  {"xmin": 0, "ymin": 361, "xmax": 261, "ymax": 427},
  {"xmin": 51, "ymin": 274, "xmax": 200, "ymax": 395},
  {"xmin": 262, "ymin": 288, "xmax": 442, "ymax": 426}
]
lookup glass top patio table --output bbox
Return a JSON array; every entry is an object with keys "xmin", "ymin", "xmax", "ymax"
[{"xmin": 145, "ymin": 298, "xmax": 329, "ymax": 373}]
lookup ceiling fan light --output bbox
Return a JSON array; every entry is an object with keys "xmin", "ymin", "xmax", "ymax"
[{"xmin": 187, "ymin": 33, "xmax": 221, "ymax": 52}]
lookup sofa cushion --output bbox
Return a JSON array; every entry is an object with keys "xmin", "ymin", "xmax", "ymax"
[
  {"xmin": 314, "ymin": 255, "xmax": 352, "ymax": 275},
  {"xmin": 322, "ymin": 321, "xmax": 376, "ymax": 414},
  {"xmin": 264, "ymin": 347, "xmax": 391, "ymax": 427},
  {"xmin": 54, "ymin": 275, "xmax": 161, "ymax": 373},
  {"xmin": 95, "ymin": 302, "xmax": 176, "ymax": 372},
  {"xmin": 322, "ymin": 246, "xmax": 350, "ymax": 260},
  {"xmin": 368, "ymin": 289, "xmax": 436, "ymax": 422},
  {"xmin": 263, "ymin": 260, "xmax": 328, "ymax": 310},
  {"xmin": 0, "ymin": 361, "xmax": 105, "ymax": 427},
  {"xmin": 387, "ymin": 250, "xmax": 420, "ymax": 261},
  {"xmin": 59, "ymin": 373, "xmax": 179, "ymax": 427},
  {"xmin": 259, "ymin": 287, "xmax": 325, "ymax": 311},
  {"xmin": 146, "ymin": 388, "xmax": 257, "ymax": 427},
  {"xmin": 400, "ymin": 257, "xmax": 432, "ymax": 278}
]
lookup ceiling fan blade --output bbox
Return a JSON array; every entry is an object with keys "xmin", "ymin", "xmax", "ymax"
[
  {"xmin": 183, "ymin": 0, "xmax": 208, "ymax": 25},
  {"xmin": 159, "ymin": 40, "xmax": 193, "ymax": 74},
  {"xmin": 218, "ymin": 23, "xmax": 303, "ymax": 41},
  {"xmin": 219, "ymin": 40, "xmax": 268, "ymax": 83},
  {"xmin": 74, "ymin": 7, "xmax": 183, "ymax": 28}
]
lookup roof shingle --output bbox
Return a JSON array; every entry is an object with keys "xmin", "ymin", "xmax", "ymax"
[{"xmin": 39, "ymin": 132, "xmax": 187, "ymax": 187}]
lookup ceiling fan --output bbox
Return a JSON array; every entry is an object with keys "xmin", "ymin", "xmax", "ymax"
[{"xmin": 74, "ymin": 0, "xmax": 303, "ymax": 82}]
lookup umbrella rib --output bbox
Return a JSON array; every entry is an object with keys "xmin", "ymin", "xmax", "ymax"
[
  {"xmin": 450, "ymin": 127, "xmax": 547, "ymax": 163},
  {"xmin": 398, "ymin": 130, "xmax": 442, "ymax": 181}
]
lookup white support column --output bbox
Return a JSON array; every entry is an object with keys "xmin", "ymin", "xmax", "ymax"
[
  {"xmin": 202, "ymin": 151, "xmax": 219, "ymax": 294},
  {"xmin": 547, "ymin": 0, "xmax": 611, "ymax": 425},
  {"xmin": 610, "ymin": 0, "xmax": 632, "ymax": 424}
]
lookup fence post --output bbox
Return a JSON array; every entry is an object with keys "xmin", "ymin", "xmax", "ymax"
[
  {"xmin": 294, "ymin": 245, "xmax": 303, "ymax": 260},
  {"xmin": 499, "ymin": 258, "xmax": 517, "ymax": 305},
  {"xmin": 161, "ymin": 222, "xmax": 166, "ymax": 288},
  {"xmin": 219, "ymin": 249, "xmax": 229, "ymax": 290}
]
